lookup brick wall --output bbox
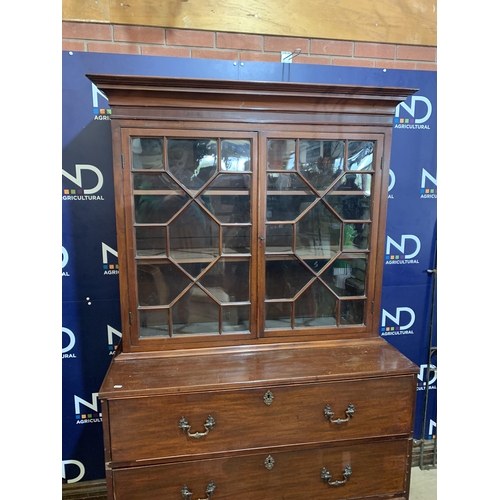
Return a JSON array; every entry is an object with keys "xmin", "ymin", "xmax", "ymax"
[{"xmin": 62, "ymin": 21, "xmax": 436, "ymax": 71}]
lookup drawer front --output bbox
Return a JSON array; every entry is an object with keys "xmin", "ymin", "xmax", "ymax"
[
  {"xmin": 108, "ymin": 376, "xmax": 415, "ymax": 463},
  {"xmin": 113, "ymin": 439, "xmax": 410, "ymax": 500}
]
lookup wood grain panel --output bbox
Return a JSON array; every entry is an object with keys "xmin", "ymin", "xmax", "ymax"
[
  {"xmin": 113, "ymin": 439, "xmax": 410, "ymax": 499},
  {"xmin": 62, "ymin": 0, "xmax": 437, "ymax": 46},
  {"xmin": 63, "ymin": 0, "xmax": 109, "ymax": 23},
  {"xmin": 99, "ymin": 339, "xmax": 417, "ymax": 397},
  {"xmin": 107, "ymin": 376, "xmax": 415, "ymax": 464}
]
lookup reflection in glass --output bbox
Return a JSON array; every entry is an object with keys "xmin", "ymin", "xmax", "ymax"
[
  {"xmin": 133, "ymin": 172, "xmax": 181, "ymax": 191},
  {"xmin": 299, "ymin": 140, "xmax": 345, "ymax": 191},
  {"xmin": 222, "ymin": 226, "xmax": 250, "ymax": 254},
  {"xmin": 266, "ymin": 224, "xmax": 293, "ymax": 252},
  {"xmin": 265, "ymin": 302, "xmax": 292, "ymax": 329},
  {"xmin": 265, "ymin": 257, "xmax": 312, "ymax": 300},
  {"xmin": 132, "ymin": 138, "xmax": 164, "ymax": 170},
  {"xmin": 200, "ymin": 174, "xmax": 251, "ymax": 223},
  {"xmin": 221, "ymin": 139, "xmax": 251, "ymax": 171},
  {"xmin": 222, "ymin": 305, "xmax": 250, "ymax": 332},
  {"xmin": 167, "ymin": 139, "xmax": 217, "ymax": 190},
  {"xmin": 302, "ymin": 258, "xmax": 330, "ymax": 275},
  {"xmin": 262, "ymin": 138, "xmax": 376, "ymax": 332},
  {"xmin": 330, "ymin": 173, "xmax": 371, "ymax": 193},
  {"xmin": 169, "ymin": 203, "xmax": 219, "ymax": 265},
  {"xmin": 340, "ymin": 300, "xmax": 365, "ymax": 325},
  {"xmin": 199, "ymin": 259, "xmax": 250, "ymax": 302},
  {"xmin": 344, "ymin": 223, "xmax": 370, "ymax": 250},
  {"xmin": 136, "ymin": 226, "xmax": 166, "ymax": 256},
  {"xmin": 139, "ymin": 309, "xmax": 169, "ymax": 337},
  {"xmin": 134, "ymin": 193, "xmax": 189, "ymax": 224},
  {"xmin": 267, "ymin": 140, "xmax": 296, "ymax": 170},
  {"xmin": 323, "ymin": 255, "xmax": 367, "ymax": 297},
  {"xmin": 267, "ymin": 173, "xmax": 315, "ymax": 221},
  {"xmin": 347, "ymin": 141, "xmax": 374, "ymax": 171},
  {"xmin": 132, "ymin": 136, "xmax": 257, "ymax": 338},
  {"xmin": 137, "ymin": 263, "xmax": 191, "ymax": 306},
  {"xmin": 327, "ymin": 174, "xmax": 372, "ymax": 221},
  {"xmin": 179, "ymin": 262, "xmax": 210, "ymax": 280},
  {"xmin": 134, "ymin": 173, "xmax": 189, "ymax": 223},
  {"xmin": 172, "ymin": 285, "xmax": 220, "ymax": 335},
  {"xmin": 296, "ymin": 202, "xmax": 341, "ymax": 264},
  {"xmin": 294, "ymin": 281, "xmax": 337, "ymax": 327}
]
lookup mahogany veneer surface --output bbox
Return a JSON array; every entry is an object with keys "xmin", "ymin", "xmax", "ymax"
[
  {"xmin": 90, "ymin": 75, "xmax": 419, "ymax": 500},
  {"xmin": 108, "ymin": 376, "xmax": 414, "ymax": 464},
  {"xmin": 113, "ymin": 439, "xmax": 411, "ymax": 500},
  {"xmin": 100, "ymin": 339, "xmax": 416, "ymax": 397}
]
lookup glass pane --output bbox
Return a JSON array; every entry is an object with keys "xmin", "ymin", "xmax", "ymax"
[
  {"xmin": 134, "ymin": 193, "xmax": 189, "ymax": 224},
  {"xmin": 136, "ymin": 227, "xmax": 166, "ymax": 256},
  {"xmin": 172, "ymin": 286, "xmax": 220, "ymax": 335},
  {"xmin": 222, "ymin": 305, "xmax": 250, "ymax": 332},
  {"xmin": 347, "ymin": 141, "xmax": 374, "ymax": 171},
  {"xmin": 322, "ymin": 255, "xmax": 367, "ymax": 297},
  {"xmin": 200, "ymin": 174, "xmax": 251, "ymax": 223},
  {"xmin": 344, "ymin": 223, "xmax": 370, "ymax": 250},
  {"xmin": 134, "ymin": 173, "xmax": 188, "ymax": 223},
  {"xmin": 267, "ymin": 173, "xmax": 315, "ymax": 221},
  {"xmin": 299, "ymin": 140, "xmax": 345, "ymax": 191},
  {"xmin": 327, "ymin": 174, "xmax": 371, "ymax": 220},
  {"xmin": 302, "ymin": 258, "xmax": 330, "ymax": 275},
  {"xmin": 199, "ymin": 259, "xmax": 250, "ymax": 302},
  {"xmin": 133, "ymin": 172, "xmax": 182, "ymax": 191},
  {"xmin": 139, "ymin": 309, "xmax": 169, "ymax": 337},
  {"xmin": 222, "ymin": 226, "xmax": 250, "ymax": 254},
  {"xmin": 265, "ymin": 257, "xmax": 312, "ymax": 300},
  {"xmin": 265, "ymin": 302, "xmax": 292, "ymax": 329},
  {"xmin": 294, "ymin": 281, "xmax": 337, "ymax": 327},
  {"xmin": 221, "ymin": 139, "xmax": 251, "ymax": 171},
  {"xmin": 167, "ymin": 139, "xmax": 217, "ymax": 190},
  {"xmin": 266, "ymin": 224, "xmax": 293, "ymax": 252},
  {"xmin": 267, "ymin": 139, "xmax": 296, "ymax": 170},
  {"xmin": 340, "ymin": 300, "xmax": 365, "ymax": 325},
  {"xmin": 137, "ymin": 263, "xmax": 191, "ymax": 306},
  {"xmin": 169, "ymin": 203, "xmax": 220, "ymax": 265},
  {"xmin": 296, "ymin": 201, "xmax": 341, "ymax": 265},
  {"xmin": 132, "ymin": 138, "xmax": 164, "ymax": 170},
  {"xmin": 180, "ymin": 263, "xmax": 211, "ymax": 280}
]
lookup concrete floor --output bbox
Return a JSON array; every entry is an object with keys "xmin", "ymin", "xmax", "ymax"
[{"xmin": 409, "ymin": 466, "xmax": 437, "ymax": 499}]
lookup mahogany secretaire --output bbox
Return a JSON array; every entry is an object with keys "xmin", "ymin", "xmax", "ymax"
[{"xmin": 88, "ymin": 74, "xmax": 419, "ymax": 500}]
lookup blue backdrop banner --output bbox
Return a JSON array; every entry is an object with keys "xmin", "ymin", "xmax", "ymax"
[{"xmin": 62, "ymin": 51, "xmax": 437, "ymax": 483}]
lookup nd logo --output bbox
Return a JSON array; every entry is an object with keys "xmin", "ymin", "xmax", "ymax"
[
  {"xmin": 62, "ymin": 327, "xmax": 76, "ymax": 354},
  {"xmin": 421, "ymin": 168, "xmax": 437, "ymax": 190},
  {"xmin": 62, "ymin": 460, "xmax": 85, "ymax": 483},
  {"xmin": 395, "ymin": 96, "xmax": 432, "ymax": 124},
  {"xmin": 381, "ymin": 307, "xmax": 416, "ymax": 331},
  {"xmin": 74, "ymin": 392, "xmax": 100, "ymax": 418},
  {"xmin": 62, "ymin": 164, "xmax": 104, "ymax": 194},
  {"xmin": 386, "ymin": 235, "xmax": 421, "ymax": 259},
  {"xmin": 418, "ymin": 364, "xmax": 437, "ymax": 386},
  {"xmin": 107, "ymin": 325, "xmax": 122, "ymax": 352}
]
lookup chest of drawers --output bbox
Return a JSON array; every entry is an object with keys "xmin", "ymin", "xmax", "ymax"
[{"xmin": 100, "ymin": 339, "xmax": 417, "ymax": 499}]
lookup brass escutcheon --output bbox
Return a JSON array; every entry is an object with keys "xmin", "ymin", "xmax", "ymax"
[
  {"xmin": 264, "ymin": 455, "xmax": 275, "ymax": 470},
  {"xmin": 263, "ymin": 390, "xmax": 274, "ymax": 405}
]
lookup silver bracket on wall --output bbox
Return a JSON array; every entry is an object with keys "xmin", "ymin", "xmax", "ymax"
[{"xmin": 281, "ymin": 48, "xmax": 302, "ymax": 63}]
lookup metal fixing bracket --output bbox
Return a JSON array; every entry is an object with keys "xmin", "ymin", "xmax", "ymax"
[{"xmin": 281, "ymin": 48, "xmax": 302, "ymax": 63}]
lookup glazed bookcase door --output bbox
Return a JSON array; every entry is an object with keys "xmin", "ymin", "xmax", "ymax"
[
  {"xmin": 259, "ymin": 132, "xmax": 385, "ymax": 339},
  {"xmin": 119, "ymin": 129, "xmax": 259, "ymax": 348},
  {"xmin": 117, "ymin": 127, "xmax": 385, "ymax": 349}
]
